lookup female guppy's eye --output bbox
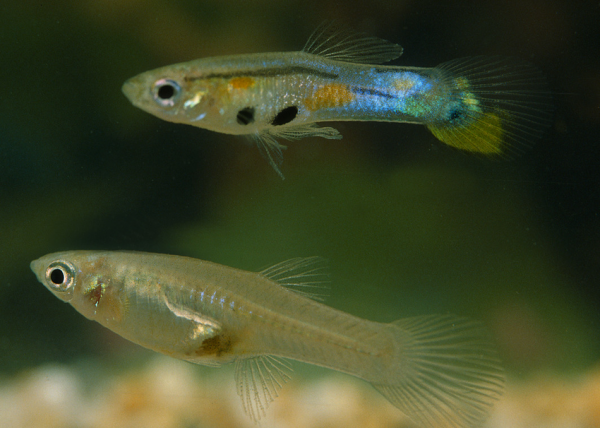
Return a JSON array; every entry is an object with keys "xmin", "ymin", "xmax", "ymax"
[
  {"xmin": 45, "ymin": 261, "xmax": 76, "ymax": 293},
  {"xmin": 152, "ymin": 79, "xmax": 181, "ymax": 107}
]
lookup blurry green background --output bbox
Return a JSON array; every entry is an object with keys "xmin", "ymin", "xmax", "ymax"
[{"xmin": 1, "ymin": 0, "xmax": 599, "ymax": 380}]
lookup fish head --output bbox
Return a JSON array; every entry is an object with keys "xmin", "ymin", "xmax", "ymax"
[
  {"xmin": 31, "ymin": 252, "xmax": 78, "ymax": 303},
  {"xmin": 31, "ymin": 251, "xmax": 127, "ymax": 323},
  {"xmin": 122, "ymin": 63, "xmax": 219, "ymax": 128}
]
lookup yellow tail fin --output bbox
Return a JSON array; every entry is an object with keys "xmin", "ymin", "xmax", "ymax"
[{"xmin": 427, "ymin": 57, "xmax": 552, "ymax": 156}]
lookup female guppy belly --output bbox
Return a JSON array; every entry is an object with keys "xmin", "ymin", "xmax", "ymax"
[{"xmin": 108, "ymin": 254, "xmax": 391, "ymax": 378}]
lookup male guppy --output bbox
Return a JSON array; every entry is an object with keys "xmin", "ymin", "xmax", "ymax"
[
  {"xmin": 32, "ymin": 251, "xmax": 504, "ymax": 428},
  {"xmin": 122, "ymin": 26, "xmax": 551, "ymax": 177}
]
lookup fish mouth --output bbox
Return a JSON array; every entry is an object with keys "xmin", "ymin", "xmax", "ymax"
[
  {"xmin": 30, "ymin": 258, "xmax": 43, "ymax": 281},
  {"xmin": 121, "ymin": 78, "xmax": 138, "ymax": 103}
]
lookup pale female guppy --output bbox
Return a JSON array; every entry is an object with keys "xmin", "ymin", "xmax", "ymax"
[
  {"xmin": 122, "ymin": 26, "xmax": 551, "ymax": 177},
  {"xmin": 32, "ymin": 251, "xmax": 504, "ymax": 428}
]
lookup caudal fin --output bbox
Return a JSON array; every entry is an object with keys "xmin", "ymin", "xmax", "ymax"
[
  {"xmin": 372, "ymin": 315, "xmax": 504, "ymax": 428},
  {"xmin": 427, "ymin": 56, "xmax": 552, "ymax": 156}
]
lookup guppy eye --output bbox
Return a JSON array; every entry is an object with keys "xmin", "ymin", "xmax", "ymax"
[
  {"xmin": 152, "ymin": 78, "xmax": 181, "ymax": 107},
  {"xmin": 45, "ymin": 261, "xmax": 76, "ymax": 293}
]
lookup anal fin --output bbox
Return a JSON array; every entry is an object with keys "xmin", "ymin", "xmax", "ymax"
[
  {"xmin": 251, "ymin": 124, "xmax": 342, "ymax": 179},
  {"xmin": 235, "ymin": 355, "xmax": 293, "ymax": 422}
]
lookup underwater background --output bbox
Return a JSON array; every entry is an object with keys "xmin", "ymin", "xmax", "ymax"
[{"xmin": 1, "ymin": 0, "xmax": 599, "ymax": 427}]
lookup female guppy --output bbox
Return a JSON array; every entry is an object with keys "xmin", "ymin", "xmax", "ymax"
[
  {"xmin": 122, "ymin": 26, "xmax": 551, "ymax": 177},
  {"xmin": 32, "ymin": 251, "xmax": 504, "ymax": 428}
]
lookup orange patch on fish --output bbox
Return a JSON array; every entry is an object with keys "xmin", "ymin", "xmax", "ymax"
[
  {"xmin": 304, "ymin": 84, "xmax": 354, "ymax": 111},
  {"xmin": 229, "ymin": 77, "xmax": 255, "ymax": 90}
]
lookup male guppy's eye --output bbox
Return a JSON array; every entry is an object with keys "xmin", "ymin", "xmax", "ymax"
[
  {"xmin": 45, "ymin": 261, "xmax": 76, "ymax": 293},
  {"xmin": 152, "ymin": 78, "xmax": 181, "ymax": 107}
]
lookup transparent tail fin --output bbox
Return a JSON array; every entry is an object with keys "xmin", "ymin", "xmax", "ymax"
[
  {"xmin": 372, "ymin": 315, "xmax": 504, "ymax": 428},
  {"xmin": 427, "ymin": 56, "xmax": 552, "ymax": 156}
]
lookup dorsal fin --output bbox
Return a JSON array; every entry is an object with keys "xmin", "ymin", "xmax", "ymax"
[
  {"xmin": 303, "ymin": 22, "xmax": 403, "ymax": 64},
  {"xmin": 260, "ymin": 256, "xmax": 329, "ymax": 301}
]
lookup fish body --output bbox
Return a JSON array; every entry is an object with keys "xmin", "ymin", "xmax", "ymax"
[
  {"xmin": 123, "ymin": 52, "xmax": 443, "ymax": 134},
  {"xmin": 32, "ymin": 250, "xmax": 504, "ymax": 427},
  {"xmin": 122, "ymin": 26, "xmax": 552, "ymax": 177}
]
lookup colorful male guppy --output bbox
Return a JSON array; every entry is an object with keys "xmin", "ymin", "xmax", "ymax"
[
  {"xmin": 32, "ymin": 251, "xmax": 504, "ymax": 428},
  {"xmin": 122, "ymin": 26, "xmax": 551, "ymax": 177}
]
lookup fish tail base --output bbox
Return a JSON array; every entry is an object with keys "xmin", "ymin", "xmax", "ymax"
[
  {"xmin": 371, "ymin": 314, "xmax": 505, "ymax": 428},
  {"xmin": 427, "ymin": 56, "xmax": 552, "ymax": 156}
]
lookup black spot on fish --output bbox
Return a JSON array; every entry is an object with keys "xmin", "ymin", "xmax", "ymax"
[
  {"xmin": 448, "ymin": 109, "xmax": 464, "ymax": 123},
  {"xmin": 236, "ymin": 107, "xmax": 255, "ymax": 125},
  {"xmin": 271, "ymin": 106, "xmax": 298, "ymax": 126}
]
